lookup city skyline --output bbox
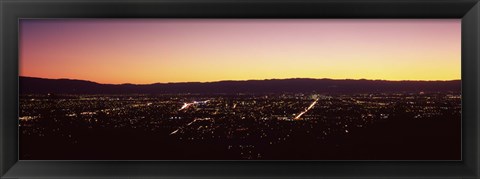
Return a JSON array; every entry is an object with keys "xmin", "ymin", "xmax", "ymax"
[{"xmin": 20, "ymin": 19, "xmax": 460, "ymax": 84}]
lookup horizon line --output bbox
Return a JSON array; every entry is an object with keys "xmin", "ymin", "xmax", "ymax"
[{"xmin": 20, "ymin": 76, "xmax": 462, "ymax": 86}]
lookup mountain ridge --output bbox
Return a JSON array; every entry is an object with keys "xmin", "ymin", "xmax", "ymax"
[
  {"xmin": 20, "ymin": 76, "xmax": 461, "ymax": 94},
  {"xmin": 22, "ymin": 76, "xmax": 460, "ymax": 85}
]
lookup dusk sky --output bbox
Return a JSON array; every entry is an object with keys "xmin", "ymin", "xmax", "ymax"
[{"xmin": 20, "ymin": 19, "xmax": 460, "ymax": 84}]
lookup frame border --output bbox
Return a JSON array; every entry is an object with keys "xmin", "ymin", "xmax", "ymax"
[{"xmin": 1, "ymin": 0, "xmax": 479, "ymax": 178}]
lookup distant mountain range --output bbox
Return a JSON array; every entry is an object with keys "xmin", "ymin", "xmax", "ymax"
[{"xmin": 19, "ymin": 76, "xmax": 461, "ymax": 94}]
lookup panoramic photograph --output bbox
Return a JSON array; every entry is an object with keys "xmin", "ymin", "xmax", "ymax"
[{"xmin": 19, "ymin": 19, "xmax": 461, "ymax": 160}]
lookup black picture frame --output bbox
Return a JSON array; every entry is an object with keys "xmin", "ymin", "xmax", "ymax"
[{"xmin": 1, "ymin": 0, "xmax": 479, "ymax": 178}]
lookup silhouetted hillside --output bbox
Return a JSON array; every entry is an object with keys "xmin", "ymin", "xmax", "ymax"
[{"xmin": 20, "ymin": 76, "xmax": 461, "ymax": 94}]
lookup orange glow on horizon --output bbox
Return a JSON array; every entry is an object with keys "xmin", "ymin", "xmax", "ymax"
[{"xmin": 20, "ymin": 19, "xmax": 461, "ymax": 85}]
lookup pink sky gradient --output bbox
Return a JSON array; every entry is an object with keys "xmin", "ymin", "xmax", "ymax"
[{"xmin": 19, "ymin": 19, "xmax": 460, "ymax": 84}]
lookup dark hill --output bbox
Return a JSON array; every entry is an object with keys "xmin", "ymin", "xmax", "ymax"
[{"xmin": 19, "ymin": 76, "xmax": 461, "ymax": 94}]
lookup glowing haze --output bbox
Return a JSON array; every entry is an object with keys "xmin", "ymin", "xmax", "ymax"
[{"xmin": 20, "ymin": 19, "xmax": 460, "ymax": 84}]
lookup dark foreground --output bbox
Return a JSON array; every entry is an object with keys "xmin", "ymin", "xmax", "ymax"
[{"xmin": 20, "ymin": 92, "xmax": 461, "ymax": 160}]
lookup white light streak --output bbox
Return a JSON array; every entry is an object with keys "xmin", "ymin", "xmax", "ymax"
[
  {"xmin": 170, "ymin": 129, "xmax": 179, "ymax": 135},
  {"xmin": 179, "ymin": 100, "xmax": 210, "ymax": 111},
  {"xmin": 294, "ymin": 98, "xmax": 319, "ymax": 120}
]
